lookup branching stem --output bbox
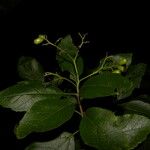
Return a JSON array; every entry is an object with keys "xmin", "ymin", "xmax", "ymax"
[
  {"xmin": 80, "ymin": 55, "xmax": 113, "ymax": 82},
  {"xmin": 44, "ymin": 38, "xmax": 74, "ymax": 61},
  {"xmin": 73, "ymin": 50, "xmax": 84, "ymax": 117},
  {"xmin": 78, "ymin": 33, "xmax": 90, "ymax": 49}
]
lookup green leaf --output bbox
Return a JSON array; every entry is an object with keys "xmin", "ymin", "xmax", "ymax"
[
  {"xmin": 117, "ymin": 63, "xmax": 147, "ymax": 100},
  {"xmin": 57, "ymin": 35, "xmax": 78, "ymax": 57},
  {"xmin": 80, "ymin": 73, "xmax": 132, "ymax": 99},
  {"xmin": 0, "ymin": 81, "xmax": 63, "ymax": 112},
  {"xmin": 15, "ymin": 97, "xmax": 75, "ymax": 139},
  {"xmin": 79, "ymin": 107, "xmax": 150, "ymax": 150},
  {"xmin": 126, "ymin": 63, "xmax": 147, "ymax": 88},
  {"xmin": 116, "ymin": 79, "xmax": 135, "ymax": 100},
  {"xmin": 18, "ymin": 57, "xmax": 44, "ymax": 81},
  {"xmin": 56, "ymin": 35, "xmax": 77, "ymax": 74},
  {"xmin": 25, "ymin": 132, "xmax": 75, "ymax": 150},
  {"xmin": 120, "ymin": 100, "xmax": 150, "ymax": 118},
  {"xmin": 56, "ymin": 35, "xmax": 84, "ymax": 79},
  {"xmin": 113, "ymin": 53, "xmax": 132, "ymax": 67}
]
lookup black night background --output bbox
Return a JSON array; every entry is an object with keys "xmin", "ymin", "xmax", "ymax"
[{"xmin": 0, "ymin": 1, "xmax": 150, "ymax": 149}]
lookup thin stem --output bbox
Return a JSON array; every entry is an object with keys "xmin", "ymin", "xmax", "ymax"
[
  {"xmin": 44, "ymin": 38, "xmax": 74, "ymax": 61},
  {"xmin": 44, "ymin": 72, "xmax": 76, "ymax": 87},
  {"xmin": 75, "ymin": 110, "xmax": 82, "ymax": 116},
  {"xmin": 80, "ymin": 55, "xmax": 113, "ymax": 82},
  {"xmin": 66, "ymin": 130, "xmax": 79, "ymax": 140},
  {"xmin": 80, "ymin": 70, "xmax": 98, "ymax": 82},
  {"xmin": 73, "ymin": 51, "xmax": 79, "ymax": 79},
  {"xmin": 73, "ymin": 50, "xmax": 84, "ymax": 117},
  {"xmin": 78, "ymin": 33, "xmax": 89, "ymax": 49},
  {"xmin": 100, "ymin": 55, "xmax": 113, "ymax": 69},
  {"xmin": 73, "ymin": 130, "xmax": 79, "ymax": 136},
  {"xmin": 76, "ymin": 90, "xmax": 84, "ymax": 117}
]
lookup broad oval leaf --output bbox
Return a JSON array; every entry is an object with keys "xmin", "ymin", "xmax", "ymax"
[
  {"xmin": 0, "ymin": 81, "xmax": 63, "ymax": 112},
  {"xmin": 80, "ymin": 107, "xmax": 150, "ymax": 150},
  {"xmin": 25, "ymin": 132, "xmax": 75, "ymax": 150},
  {"xmin": 120, "ymin": 100, "xmax": 150, "ymax": 118},
  {"xmin": 80, "ymin": 73, "xmax": 132, "ymax": 99},
  {"xmin": 15, "ymin": 97, "xmax": 75, "ymax": 139},
  {"xmin": 18, "ymin": 57, "xmax": 44, "ymax": 81}
]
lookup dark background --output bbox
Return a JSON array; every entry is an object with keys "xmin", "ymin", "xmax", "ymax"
[{"xmin": 0, "ymin": 0, "xmax": 150, "ymax": 149}]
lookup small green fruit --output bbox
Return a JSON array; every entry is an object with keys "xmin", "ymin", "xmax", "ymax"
[
  {"xmin": 38, "ymin": 35, "xmax": 45, "ymax": 39},
  {"xmin": 34, "ymin": 35, "xmax": 45, "ymax": 45},
  {"xmin": 112, "ymin": 70, "xmax": 121, "ymax": 74},
  {"xmin": 117, "ymin": 65, "xmax": 125, "ymax": 72},
  {"xmin": 34, "ymin": 38, "xmax": 43, "ymax": 45},
  {"xmin": 119, "ymin": 57, "xmax": 127, "ymax": 65}
]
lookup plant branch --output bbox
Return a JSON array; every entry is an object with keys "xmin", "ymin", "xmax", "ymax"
[
  {"xmin": 80, "ymin": 70, "xmax": 99, "ymax": 82},
  {"xmin": 73, "ymin": 130, "xmax": 79, "ymax": 136},
  {"xmin": 43, "ymin": 37, "xmax": 74, "ymax": 61},
  {"xmin": 80, "ymin": 55, "xmax": 113, "ymax": 82},
  {"xmin": 44, "ymin": 35, "xmax": 85, "ymax": 117},
  {"xmin": 72, "ymin": 50, "xmax": 84, "ymax": 117},
  {"xmin": 75, "ymin": 110, "xmax": 82, "ymax": 116},
  {"xmin": 78, "ymin": 33, "xmax": 90, "ymax": 49}
]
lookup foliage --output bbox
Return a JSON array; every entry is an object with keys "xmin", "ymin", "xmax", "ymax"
[{"xmin": 0, "ymin": 33, "xmax": 150, "ymax": 150}]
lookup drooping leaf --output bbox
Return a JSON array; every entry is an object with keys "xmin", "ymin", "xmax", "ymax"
[
  {"xmin": 18, "ymin": 57, "xmax": 44, "ymax": 81},
  {"xmin": 25, "ymin": 132, "xmax": 75, "ymax": 150},
  {"xmin": 116, "ymin": 79, "xmax": 135, "ymax": 100},
  {"xmin": 0, "ymin": 81, "xmax": 63, "ymax": 112},
  {"xmin": 15, "ymin": 97, "xmax": 75, "ymax": 139},
  {"xmin": 56, "ymin": 35, "xmax": 83, "ymax": 79},
  {"xmin": 80, "ymin": 107, "xmax": 150, "ymax": 150},
  {"xmin": 80, "ymin": 73, "xmax": 132, "ymax": 99},
  {"xmin": 117, "ymin": 63, "xmax": 147, "ymax": 100},
  {"xmin": 120, "ymin": 100, "xmax": 150, "ymax": 118},
  {"xmin": 126, "ymin": 63, "xmax": 147, "ymax": 88}
]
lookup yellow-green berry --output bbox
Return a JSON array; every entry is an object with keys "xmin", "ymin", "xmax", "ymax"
[
  {"xmin": 117, "ymin": 65, "xmax": 125, "ymax": 72},
  {"xmin": 34, "ymin": 35, "xmax": 45, "ymax": 45},
  {"xmin": 39, "ymin": 35, "xmax": 45, "ymax": 39},
  {"xmin": 119, "ymin": 57, "xmax": 127, "ymax": 65},
  {"xmin": 112, "ymin": 70, "xmax": 121, "ymax": 74}
]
